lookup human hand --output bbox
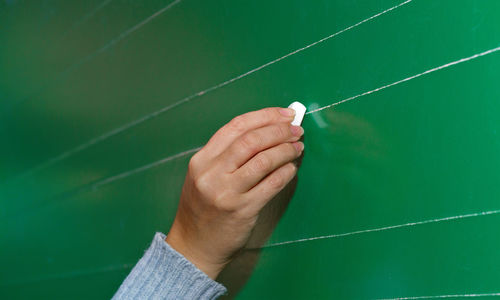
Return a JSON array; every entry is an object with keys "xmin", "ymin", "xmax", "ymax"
[{"xmin": 165, "ymin": 107, "xmax": 304, "ymax": 279}]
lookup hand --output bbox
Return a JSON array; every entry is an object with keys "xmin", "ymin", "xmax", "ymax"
[{"xmin": 166, "ymin": 107, "xmax": 304, "ymax": 279}]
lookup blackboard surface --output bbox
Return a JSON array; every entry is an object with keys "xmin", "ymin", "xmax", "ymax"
[{"xmin": 2, "ymin": 0, "xmax": 500, "ymax": 298}]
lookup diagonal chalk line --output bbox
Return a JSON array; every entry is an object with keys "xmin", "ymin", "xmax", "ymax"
[
  {"xmin": 22, "ymin": 0, "xmax": 115, "ymax": 67},
  {"xmin": 61, "ymin": 0, "xmax": 115, "ymax": 38},
  {"xmin": 13, "ymin": 0, "xmax": 116, "ymax": 107},
  {"xmin": 8, "ymin": 0, "xmax": 182, "ymax": 109},
  {"xmin": 89, "ymin": 146, "xmax": 200, "ymax": 191},
  {"xmin": 5, "ymin": 146, "xmax": 201, "ymax": 220},
  {"xmin": 262, "ymin": 209, "xmax": 500, "ymax": 248},
  {"xmin": 306, "ymin": 45, "xmax": 500, "ymax": 115},
  {"xmin": 376, "ymin": 292, "xmax": 500, "ymax": 300},
  {"xmin": 4, "ymin": 0, "xmax": 413, "ymax": 184},
  {"xmin": 59, "ymin": 0, "xmax": 182, "ymax": 77}
]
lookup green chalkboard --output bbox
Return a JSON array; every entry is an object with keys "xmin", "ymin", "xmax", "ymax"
[{"xmin": 2, "ymin": 0, "xmax": 500, "ymax": 298}]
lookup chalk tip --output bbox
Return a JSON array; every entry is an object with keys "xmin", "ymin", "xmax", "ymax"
[{"xmin": 288, "ymin": 101, "xmax": 306, "ymax": 126}]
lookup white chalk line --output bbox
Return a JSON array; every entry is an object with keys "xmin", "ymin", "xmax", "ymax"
[
  {"xmin": 188, "ymin": 0, "xmax": 413, "ymax": 99},
  {"xmin": 5, "ymin": 146, "xmax": 201, "ymax": 219},
  {"xmin": 90, "ymin": 146, "xmax": 200, "ymax": 191},
  {"xmin": 262, "ymin": 209, "xmax": 500, "ymax": 248},
  {"xmin": 6, "ymin": 0, "xmax": 412, "ymax": 184},
  {"xmin": 61, "ymin": 0, "xmax": 115, "ymax": 38},
  {"xmin": 376, "ymin": 292, "xmax": 500, "ymax": 299},
  {"xmin": 62, "ymin": 0, "xmax": 182, "ymax": 76},
  {"xmin": 9, "ymin": 0, "xmax": 182, "ymax": 108},
  {"xmin": 306, "ymin": 45, "xmax": 500, "ymax": 115}
]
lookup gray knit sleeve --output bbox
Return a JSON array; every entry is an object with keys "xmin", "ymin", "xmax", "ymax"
[{"xmin": 112, "ymin": 232, "xmax": 227, "ymax": 300}]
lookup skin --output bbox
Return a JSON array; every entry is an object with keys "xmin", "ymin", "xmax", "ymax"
[{"xmin": 166, "ymin": 107, "xmax": 304, "ymax": 279}]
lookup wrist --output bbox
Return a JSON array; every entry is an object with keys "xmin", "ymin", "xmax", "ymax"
[{"xmin": 166, "ymin": 223, "xmax": 227, "ymax": 279}]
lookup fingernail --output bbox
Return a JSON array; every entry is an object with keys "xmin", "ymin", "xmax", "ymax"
[
  {"xmin": 293, "ymin": 142, "xmax": 304, "ymax": 153},
  {"xmin": 290, "ymin": 125, "xmax": 304, "ymax": 136},
  {"xmin": 280, "ymin": 108, "xmax": 295, "ymax": 117}
]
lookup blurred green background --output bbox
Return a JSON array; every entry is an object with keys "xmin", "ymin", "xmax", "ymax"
[{"xmin": 1, "ymin": 0, "xmax": 500, "ymax": 298}]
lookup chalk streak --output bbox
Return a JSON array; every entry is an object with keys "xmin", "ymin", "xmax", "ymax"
[
  {"xmin": 5, "ymin": 146, "xmax": 200, "ymax": 219},
  {"xmin": 6, "ymin": 0, "xmax": 182, "ymax": 111},
  {"xmin": 61, "ymin": 0, "xmax": 114, "ymax": 38},
  {"xmin": 182, "ymin": 0, "xmax": 413, "ymax": 101},
  {"xmin": 7, "ymin": 0, "xmax": 412, "ymax": 183},
  {"xmin": 262, "ymin": 209, "xmax": 500, "ymax": 248},
  {"xmin": 307, "ymin": 45, "xmax": 500, "ymax": 114},
  {"xmin": 376, "ymin": 292, "xmax": 500, "ymax": 300},
  {"xmin": 61, "ymin": 0, "xmax": 182, "ymax": 76},
  {"xmin": 90, "ymin": 146, "xmax": 200, "ymax": 191}
]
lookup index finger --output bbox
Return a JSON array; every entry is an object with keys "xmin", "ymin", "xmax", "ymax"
[{"xmin": 198, "ymin": 107, "xmax": 295, "ymax": 160}]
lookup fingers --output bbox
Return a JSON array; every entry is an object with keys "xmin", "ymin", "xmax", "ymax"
[
  {"xmin": 219, "ymin": 122, "xmax": 304, "ymax": 172},
  {"xmin": 233, "ymin": 142, "xmax": 303, "ymax": 192},
  {"xmin": 199, "ymin": 107, "xmax": 295, "ymax": 160},
  {"xmin": 244, "ymin": 162, "xmax": 298, "ymax": 209}
]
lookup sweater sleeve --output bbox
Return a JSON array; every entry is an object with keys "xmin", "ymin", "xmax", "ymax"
[{"xmin": 112, "ymin": 232, "xmax": 227, "ymax": 300}]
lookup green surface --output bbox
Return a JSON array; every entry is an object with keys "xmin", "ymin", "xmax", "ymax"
[{"xmin": 2, "ymin": 0, "xmax": 500, "ymax": 298}]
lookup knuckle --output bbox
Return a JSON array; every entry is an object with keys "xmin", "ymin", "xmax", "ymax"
[
  {"xmin": 260, "ymin": 107, "xmax": 275, "ymax": 120},
  {"xmin": 269, "ymin": 173, "xmax": 285, "ymax": 189},
  {"xmin": 188, "ymin": 152, "xmax": 201, "ymax": 171},
  {"xmin": 239, "ymin": 132, "xmax": 261, "ymax": 152},
  {"xmin": 252, "ymin": 153, "xmax": 272, "ymax": 173},
  {"xmin": 269, "ymin": 163, "xmax": 296, "ymax": 189},
  {"xmin": 228, "ymin": 115, "xmax": 247, "ymax": 133},
  {"xmin": 211, "ymin": 192, "xmax": 238, "ymax": 213},
  {"xmin": 270, "ymin": 125, "xmax": 284, "ymax": 140},
  {"xmin": 193, "ymin": 173, "xmax": 211, "ymax": 192}
]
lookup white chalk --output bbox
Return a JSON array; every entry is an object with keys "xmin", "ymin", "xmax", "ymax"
[{"xmin": 288, "ymin": 101, "xmax": 306, "ymax": 126}]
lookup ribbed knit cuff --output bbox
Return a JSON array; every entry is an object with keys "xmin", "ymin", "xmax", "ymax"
[{"xmin": 113, "ymin": 232, "xmax": 227, "ymax": 300}]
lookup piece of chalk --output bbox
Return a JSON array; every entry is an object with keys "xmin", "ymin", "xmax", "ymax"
[{"xmin": 288, "ymin": 101, "xmax": 306, "ymax": 126}]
